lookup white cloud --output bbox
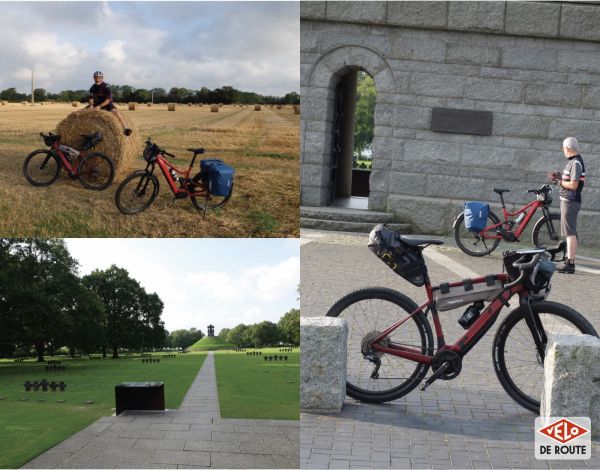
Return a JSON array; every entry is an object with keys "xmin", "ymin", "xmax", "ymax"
[
  {"xmin": 185, "ymin": 256, "xmax": 299, "ymax": 304},
  {"xmin": 0, "ymin": 2, "xmax": 298, "ymax": 96}
]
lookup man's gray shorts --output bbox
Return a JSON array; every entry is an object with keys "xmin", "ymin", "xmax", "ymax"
[{"xmin": 560, "ymin": 199, "xmax": 581, "ymax": 237}]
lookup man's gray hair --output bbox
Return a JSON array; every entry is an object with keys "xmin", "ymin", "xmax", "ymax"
[{"xmin": 563, "ymin": 136, "xmax": 581, "ymax": 153}]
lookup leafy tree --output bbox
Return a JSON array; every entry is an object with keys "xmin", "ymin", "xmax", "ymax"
[
  {"xmin": 218, "ymin": 328, "xmax": 230, "ymax": 341},
  {"xmin": 84, "ymin": 265, "xmax": 165, "ymax": 358},
  {"xmin": 168, "ymin": 328, "xmax": 204, "ymax": 349},
  {"xmin": 33, "ymin": 88, "xmax": 47, "ymax": 102},
  {"xmin": 353, "ymin": 72, "xmax": 376, "ymax": 160},
  {"xmin": 0, "ymin": 87, "xmax": 25, "ymax": 101},
  {"xmin": 0, "ymin": 239, "xmax": 80, "ymax": 361},
  {"xmin": 227, "ymin": 324, "xmax": 249, "ymax": 347},
  {"xmin": 150, "ymin": 88, "xmax": 167, "ymax": 103},
  {"xmin": 278, "ymin": 308, "xmax": 300, "ymax": 345},
  {"xmin": 250, "ymin": 321, "xmax": 279, "ymax": 348}
]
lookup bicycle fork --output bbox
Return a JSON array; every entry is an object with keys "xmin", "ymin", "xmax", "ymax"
[{"xmin": 521, "ymin": 296, "xmax": 547, "ymax": 364}]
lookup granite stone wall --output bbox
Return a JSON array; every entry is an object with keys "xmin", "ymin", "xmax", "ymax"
[{"xmin": 301, "ymin": 1, "xmax": 600, "ymax": 241}]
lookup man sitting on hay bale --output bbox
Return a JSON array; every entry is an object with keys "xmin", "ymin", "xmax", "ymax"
[{"xmin": 88, "ymin": 71, "xmax": 132, "ymax": 136}]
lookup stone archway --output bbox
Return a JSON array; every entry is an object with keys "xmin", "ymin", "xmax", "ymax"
[{"xmin": 301, "ymin": 45, "xmax": 396, "ymax": 211}]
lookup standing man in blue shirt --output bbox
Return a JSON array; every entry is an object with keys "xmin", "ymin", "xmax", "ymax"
[
  {"xmin": 556, "ymin": 137, "xmax": 586, "ymax": 274},
  {"xmin": 88, "ymin": 71, "xmax": 132, "ymax": 136}
]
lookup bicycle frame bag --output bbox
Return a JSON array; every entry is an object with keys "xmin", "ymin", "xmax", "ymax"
[
  {"xmin": 207, "ymin": 162, "xmax": 234, "ymax": 196},
  {"xmin": 434, "ymin": 276, "xmax": 503, "ymax": 311},
  {"xmin": 368, "ymin": 224, "xmax": 427, "ymax": 287},
  {"xmin": 464, "ymin": 201, "xmax": 489, "ymax": 232}
]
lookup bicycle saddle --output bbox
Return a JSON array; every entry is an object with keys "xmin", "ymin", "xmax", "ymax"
[
  {"xmin": 493, "ymin": 188, "xmax": 510, "ymax": 194},
  {"xmin": 400, "ymin": 235, "xmax": 444, "ymax": 247},
  {"xmin": 187, "ymin": 148, "xmax": 205, "ymax": 155}
]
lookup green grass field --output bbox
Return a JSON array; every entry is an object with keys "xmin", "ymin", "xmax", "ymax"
[
  {"xmin": 214, "ymin": 348, "xmax": 299, "ymax": 421},
  {"xmin": 0, "ymin": 354, "xmax": 206, "ymax": 469}
]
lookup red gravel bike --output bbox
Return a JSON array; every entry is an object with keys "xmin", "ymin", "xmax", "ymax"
[
  {"xmin": 24, "ymin": 132, "xmax": 115, "ymax": 190},
  {"xmin": 327, "ymin": 234, "xmax": 596, "ymax": 412},
  {"xmin": 454, "ymin": 185, "xmax": 562, "ymax": 257},
  {"xmin": 115, "ymin": 138, "xmax": 232, "ymax": 214}
]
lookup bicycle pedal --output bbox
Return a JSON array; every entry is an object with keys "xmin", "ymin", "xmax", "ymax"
[{"xmin": 420, "ymin": 361, "xmax": 450, "ymax": 391}]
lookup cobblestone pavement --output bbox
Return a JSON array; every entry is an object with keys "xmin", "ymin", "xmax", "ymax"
[
  {"xmin": 300, "ymin": 229, "xmax": 600, "ymax": 469},
  {"xmin": 23, "ymin": 352, "xmax": 299, "ymax": 469}
]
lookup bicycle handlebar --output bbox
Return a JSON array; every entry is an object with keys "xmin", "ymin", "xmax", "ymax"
[{"xmin": 163, "ymin": 151, "xmax": 176, "ymax": 158}]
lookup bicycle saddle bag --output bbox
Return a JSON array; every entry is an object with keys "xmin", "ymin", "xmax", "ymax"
[
  {"xmin": 434, "ymin": 277, "xmax": 503, "ymax": 311},
  {"xmin": 368, "ymin": 224, "xmax": 427, "ymax": 287},
  {"xmin": 464, "ymin": 201, "xmax": 489, "ymax": 232}
]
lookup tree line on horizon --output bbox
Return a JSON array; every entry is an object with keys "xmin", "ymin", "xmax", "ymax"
[
  {"xmin": 0, "ymin": 239, "xmax": 166, "ymax": 361},
  {"xmin": 164, "ymin": 308, "xmax": 299, "ymax": 350},
  {"xmin": 0, "ymin": 85, "xmax": 300, "ymax": 105},
  {"xmin": 217, "ymin": 308, "xmax": 300, "ymax": 349}
]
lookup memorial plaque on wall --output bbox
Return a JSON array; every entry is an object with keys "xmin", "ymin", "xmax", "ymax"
[{"xmin": 430, "ymin": 108, "xmax": 493, "ymax": 136}]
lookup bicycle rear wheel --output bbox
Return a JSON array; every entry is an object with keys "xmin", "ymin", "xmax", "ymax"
[
  {"xmin": 23, "ymin": 149, "xmax": 60, "ymax": 186},
  {"xmin": 326, "ymin": 287, "xmax": 433, "ymax": 403},
  {"xmin": 454, "ymin": 210, "xmax": 502, "ymax": 257},
  {"xmin": 532, "ymin": 213, "xmax": 562, "ymax": 248},
  {"xmin": 493, "ymin": 301, "xmax": 597, "ymax": 413},
  {"xmin": 78, "ymin": 152, "xmax": 115, "ymax": 190},
  {"xmin": 189, "ymin": 173, "xmax": 232, "ymax": 211},
  {"xmin": 115, "ymin": 172, "xmax": 159, "ymax": 214}
]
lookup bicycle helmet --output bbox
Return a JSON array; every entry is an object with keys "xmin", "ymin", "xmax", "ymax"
[{"xmin": 93, "ymin": 71, "xmax": 103, "ymax": 78}]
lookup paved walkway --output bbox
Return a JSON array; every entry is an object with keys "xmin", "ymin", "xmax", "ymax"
[
  {"xmin": 300, "ymin": 229, "xmax": 600, "ymax": 469},
  {"xmin": 23, "ymin": 352, "xmax": 299, "ymax": 469}
]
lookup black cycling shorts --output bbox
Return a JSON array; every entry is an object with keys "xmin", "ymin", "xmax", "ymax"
[{"xmin": 102, "ymin": 102, "xmax": 116, "ymax": 111}]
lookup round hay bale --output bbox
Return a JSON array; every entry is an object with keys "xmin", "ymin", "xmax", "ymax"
[
  {"xmin": 187, "ymin": 103, "xmax": 192, "ymax": 107},
  {"xmin": 71, "ymin": 101, "xmax": 79, "ymax": 107},
  {"xmin": 167, "ymin": 103, "xmax": 176, "ymax": 111},
  {"xmin": 147, "ymin": 103, "xmax": 152, "ymax": 107},
  {"xmin": 210, "ymin": 104, "xmax": 219, "ymax": 113},
  {"xmin": 293, "ymin": 105, "xmax": 300, "ymax": 115},
  {"xmin": 128, "ymin": 102, "xmax": 136, "ymax": 111},
  {"xmin": 254, "ymin": 105, "xmax": 261, "ymax": 111},
  {"xmin": 55, "ymin": 108, "xmax": 141, "ymax": 174},
  {"xmin": 1, "ymin": 101, "xmax": 7, "ymax": 106},
  {"xmin": 22, "ymin": 101, "xmax": 28, "ymax": 106}
]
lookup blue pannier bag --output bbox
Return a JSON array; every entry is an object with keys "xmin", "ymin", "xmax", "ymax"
[
  {"xmin": 464, "ymin": 201, "xmax": 489, "ymax": 233},
  {"xmin": 207, "ymin": 162, "xmax": 234, "ymax": 196},
  {"xmin": 200, "ymin": 159, "xmax": 224, "ymax": 175}
]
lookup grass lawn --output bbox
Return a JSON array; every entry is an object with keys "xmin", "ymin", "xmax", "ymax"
[
  {"xmin": 214, "ymin": 348, "xmax": 299, "ymax": 421},
  {"xmin": 0, "ymin": 353, "xmax": 206, "ymax": 469}
]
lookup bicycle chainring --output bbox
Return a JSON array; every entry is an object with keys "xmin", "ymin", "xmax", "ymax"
[
  {"xmin": 431, "ymin": 350, "xmax": 462, "ymax": 380},
  {"xmin": 361, "ymin": 331, "xmax": 390, "ymax": 358}
]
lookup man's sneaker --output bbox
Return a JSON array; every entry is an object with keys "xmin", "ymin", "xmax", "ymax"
[
  {"xmin": 557, "ymin": 261, "xmax": 575, "ymax": 274},
  {"xmin": 124, "ymin": 128, "xmax": 132, "ymax": 136}
]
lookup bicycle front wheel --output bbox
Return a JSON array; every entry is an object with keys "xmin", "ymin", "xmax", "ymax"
[
  {"xmin": 532, "ymin": 213, "xmax": 562, "ymax": 248},
  {"xmin": 115, "ymin": 172, "xmax": 159, "ymax": 214},
  {"xmin": 190, "ymin": 173, "xmax": 232, "ymax": 211},
  {"xmin": 454, "ymin": 210, "xmax": 502, "ymax": 256},
  {"xmin": 23, "ymin": 149, "xmax": 60, "ymax": 186},
  {"xmin": 78, "ymin": 152, "xmax": 115, "ymax": 190},
  {"xmin": 493, "ymin": 301, "xmax": 597, "ymax": 413},
  {"xmin": 326, "ymin": 287, "xmax": 433, "ymax": 403}
]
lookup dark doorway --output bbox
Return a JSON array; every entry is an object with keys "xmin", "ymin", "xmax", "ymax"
[{"xmin": 329, "ymin": 69, "xmax": 375, "ymax": 209}]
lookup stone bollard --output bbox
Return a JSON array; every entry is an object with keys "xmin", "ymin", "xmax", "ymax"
[
  {"xmin": 541, "ymin": 334, "xmax": 600, "ymax": 435},
  {"xmin": 300, "ymin": 316, "xmax": 347, "ymax": 413}
]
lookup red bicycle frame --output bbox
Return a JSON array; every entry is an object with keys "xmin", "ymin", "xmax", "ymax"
[
  {"xmin": 49, "ymin": 141, "xmax": 85, "ymax": 177},
  {"xmin": 370, "ymin": 272, "xmax": 522, "ymax": 365},
  {"xmin": 152, "ymin": 154, "xmax": 207, "ymax": 198},
  {"xmin": 479, "ymin": 199, "xmax": 542, "ymax": 240}
]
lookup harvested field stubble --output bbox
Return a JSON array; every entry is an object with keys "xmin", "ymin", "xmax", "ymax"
[
  {"xmin": 55, "ymin": 108, "xmax": 141, "ymax": 172},
  {"xmin": 0, "ymin": 103, "xmax": 299, "ymax": 237}
]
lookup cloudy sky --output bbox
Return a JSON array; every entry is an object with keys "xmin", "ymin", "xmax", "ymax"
[
  {"xmin": 0, "ymin": 1, "xmax": 299, "ymax": 96},
  {"xmin": 65, "ymin": 238, "xmax": 299, "ymax": 334}
]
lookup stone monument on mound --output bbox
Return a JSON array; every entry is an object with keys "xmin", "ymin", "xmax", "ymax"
[{"xmin": 207, "ymin": 324, "xmax": 215, "ymax": 337}]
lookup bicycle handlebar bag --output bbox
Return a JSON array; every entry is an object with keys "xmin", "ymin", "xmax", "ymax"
[
  {"xmin": 464, "ymin": 201, "xmax": 489, "ymax": 232},
  {"xmin": 368, "ymin": 224, "xmax": 427, "ymax": 287}
]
